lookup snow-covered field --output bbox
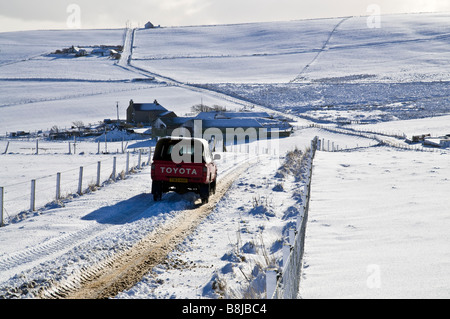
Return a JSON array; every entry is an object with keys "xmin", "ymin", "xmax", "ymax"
[
  {"xmin": 0, "ymin": 12, "xmax": 449, "ymax": 299},
  {"xmin": 301, "ymin": 147, "xmax": 450, "ymax": 299}
]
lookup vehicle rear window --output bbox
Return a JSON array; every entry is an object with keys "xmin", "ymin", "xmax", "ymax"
[{"xmin": 154, "ymin": 139, "xmax": 206, "ymax": 163}]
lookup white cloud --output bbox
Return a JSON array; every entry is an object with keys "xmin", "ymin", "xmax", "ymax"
[
  {"xmin": 399, "ymin": 0, "xmax": 450, "ymax": 13},
  {"xmin": 160, "ymin": 0, "xmax": 207, "ymax": 12},
  {"xmin": 0, "ymin": 15, "xmax": 66, "ymax": 33},
  {"xmin": 0, "ymin": 0, "xmax": 449, "ymax": 32}
]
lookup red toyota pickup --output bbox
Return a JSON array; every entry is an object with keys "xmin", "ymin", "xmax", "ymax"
[{"xmin": 151, "ymin": 137, "xmax": 219, "ymax": 204}]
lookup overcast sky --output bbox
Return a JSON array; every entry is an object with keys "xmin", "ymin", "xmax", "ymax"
[{"xmin": 1, "ymin": 0, "xmax": 449, "ymax": 32}]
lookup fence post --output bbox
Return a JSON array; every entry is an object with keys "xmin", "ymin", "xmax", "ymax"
[
  {"xmin": 3, "ymin": 141, "xmax": 10, "ymax": 154},
  {"xmin": 78, "ymin": 167, "xmax": 83, "ymax": 195},
  {"xmin": 126, "ymin": 152, "xmax": 130, "ymax": 174},
  {"xmin": 104, "ymin": 128, "xmax": 108, "ymax": 153},
  {"xmin": 35, "ymin": 139, "xmax": 39, "ymax": 155},
  {"xmin": 282, "ymin": 243, "xmax": 291, "ymax": 270},
  {"xmin": 112, "ymin": 157, "xmax": 117, "ymax": 181},
  {"xmin": 30, "ymin": 179, "xmax": 36, "ymax": 211},
  {"xmin": 266, "ymin": 269, "xmax": 278, "ymax": 299},
  {"xmin": 0, "ymin": 187, "xmax": 4, "ymax": 227},
  {"xmin": 96, "ymin": 161, "xmax": 101, "ymax": 187},
  {"xmin": 138, "ymin": 149, "xmax": 142, "ymax": 169},
  {"xmin": 147, "ymin": 147, "xmax": 152, "ymax": 165},
  {"xmin": 56, "ymin": 173, "xmax": 61, "ymax": 201},
  {"xmin": 289, "ymin": 228, "xmax": 296, "ymax": 245}
]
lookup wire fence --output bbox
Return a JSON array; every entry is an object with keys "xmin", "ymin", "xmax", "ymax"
[
  {"xmin": 310, "ymin": 123, "xmax": 445, "ymax": 153},
  {"xmin": 266, "ymin": 137, "xmax": 318, "ymax": 299},
  {"xmin": 0, "ymin": 137, "xmax": 280, "ymax": 227},
  {"xmin": 0, "ymin": 145, "xmax": 152, "ymax": 226},
  {"xmin": 265, "ymin": 130, "xmax": 448, "ymax": 299}
]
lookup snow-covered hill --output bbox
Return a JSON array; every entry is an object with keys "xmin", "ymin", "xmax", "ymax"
[
  {"xmin": 0, "ymin": 12, "xmax": 449, "ymax": 299},
  {"xmin": 132, "ymin": 13, "xmax": 450, "ymax": 84}
]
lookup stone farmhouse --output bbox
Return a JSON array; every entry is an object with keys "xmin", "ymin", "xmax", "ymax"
[{"xmin": 126, "ymin": 99, "xmax": 176, "ymax": 125}]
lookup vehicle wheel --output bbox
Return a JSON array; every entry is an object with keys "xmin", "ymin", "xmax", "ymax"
[
  {"xmin": 153, "ymin": 192, "xmax": 162, "ymax": 201},
  {"xmin": 200, "ymin": 184, "xmax": 210, "ymax": 205},
  {"xmin": 211, "ymin": 180, "xmax": 216, "ymax": 195},
  {"xmin": 152, "ymin": 181, "xmax": 163, "ymax": 201}
]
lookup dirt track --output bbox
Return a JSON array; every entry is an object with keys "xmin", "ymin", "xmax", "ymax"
[{"xmin": 40, "ymin": 164, "xmax": 249, "ymax": 299}]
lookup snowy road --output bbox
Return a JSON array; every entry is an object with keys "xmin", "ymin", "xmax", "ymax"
[
  {"xmin": 43, "ymin": 163, "xmax": 250, "ymax": 299},
  {"xmin": 0, "ymin": 151, "xmax": 257, "ymax": 298},
  {"xmin": 116, "ymin": 28, "xmax": 133, "ymax": 68}
]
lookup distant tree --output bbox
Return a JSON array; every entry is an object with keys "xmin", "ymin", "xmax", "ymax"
[
  {"xmin": 191, "ymin": 104, "xmax": 212, "ymax": 112},
  {"xmin": 72, "ymin": 121, "xmax": 84, "ymax": 130},
  {"xmin": 191, "ymin": 104, "xmax": 227, "ymax": 112},
  {"xmin": 212, "ymin": 105, "xmax": 227, "ymax": 112}
]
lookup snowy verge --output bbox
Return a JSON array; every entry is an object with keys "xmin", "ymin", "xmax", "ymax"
[{"xmin": 300, "ymin": 147, "xmax": 450, "ymax": 298}]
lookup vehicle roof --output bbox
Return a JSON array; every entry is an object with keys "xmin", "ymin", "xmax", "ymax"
[{"xmin": 158, "ymin": 136, "xmax": 209, "ymax": 146}]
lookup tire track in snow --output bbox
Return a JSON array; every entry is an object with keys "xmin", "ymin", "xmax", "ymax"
[
  {"xmin": 39, "ymin": 162, "xmax": 252, "ymax": 299},
  {"xmin": 0, "ymin": 224, "xmax": 108, "ymax": 273},
  {"xmin": 0, "ymin": 193, "xmax": 154, "ymax": 277},
  {"xmin": 0, "ymin": 153, "xmax": 258, "ymax": 297}
]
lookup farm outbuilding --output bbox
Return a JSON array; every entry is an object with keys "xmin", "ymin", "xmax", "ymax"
[{"xmin": 152, "ymin": 117, "xmax": 194, "ymax": 138}]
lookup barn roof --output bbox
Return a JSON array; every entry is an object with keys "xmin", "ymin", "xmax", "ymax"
[
  {"xmin": 132, "ymin": 102, "xmax": 168, "ymax": 112},
  {"xmin": 185, "ymin": 118, "xmax": 264, "ymax": 129},
  {"xmin": 157, "ymin": 117, "xmax": 194, "ymax": 127},
  {"xmin": 194, "ymin": 111, "xmax": 271, "ymax": 120}
]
